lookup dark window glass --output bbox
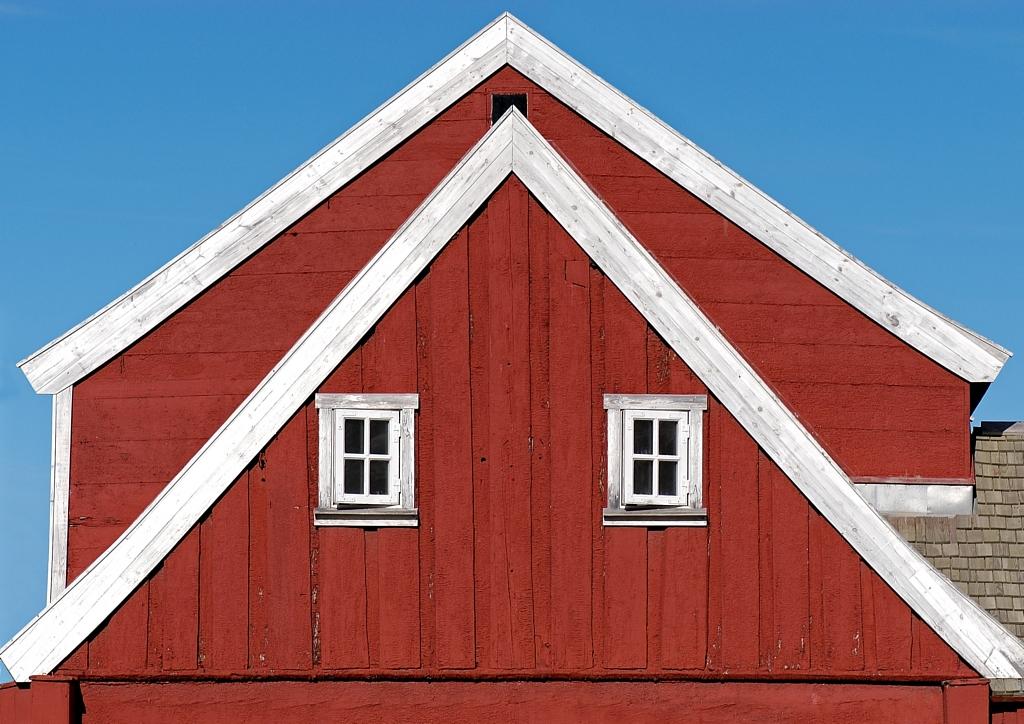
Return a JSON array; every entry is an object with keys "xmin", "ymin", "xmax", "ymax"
[
  {"xmin": 633, "ymin": 460, "xmax": 653, "ymax": 495},
  {"xmin": 633, "ymin": 419, "xmax": 653, "ymax": 455},
  {"xmin": 344, "ymin": 459, "xmax": 364, "ymax": 494},
  {"xmin": 659, "ymin": 461, "xmax": 677, "ymax": 496},
  {"xmin": 369, "ymin": 419, "xmax": 389, "ymax": 455},
  {"xmin": 344, "ymin": 418, "xmax": 364, "ymax": 454},
  {"xmin": 369, "ymin": 460, "xmax": 389, "ymax": 495},
  {"xmin": 658, "ymin": 420, "xmax": 677, "ymax": 455}
]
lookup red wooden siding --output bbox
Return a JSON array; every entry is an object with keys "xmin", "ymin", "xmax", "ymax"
[
  {"xmin": 60, "ymin": 182, "xmax": 974, "ymax": 682},
  {"xmin": 65, "ymin": 68, "xmax": 973, "ymax": 594}
]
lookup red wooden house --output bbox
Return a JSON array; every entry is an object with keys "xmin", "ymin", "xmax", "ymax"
[{"xmin": 3, "ymin": 14, "xmax": 1024, "ymax": 723}]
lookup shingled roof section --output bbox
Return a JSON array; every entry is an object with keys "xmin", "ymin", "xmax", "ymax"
[{"xmin": 891, "ymin": 422, "xmax": 1024, "ymax": 644}]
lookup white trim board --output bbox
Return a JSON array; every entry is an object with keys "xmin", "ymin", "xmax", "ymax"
[
  {"xmin": 855, "ymin": 482, "xmax": 974, "ymax": 517},
  {"xmin": 17, "ymin": 14, "xmax": 1008, "ymax": 394},
  {"xmin": 46, "ymin": 388, "xmax": 72, "ymax": 604},
  {"xmin": 3, "ymin": 109, "xmax": 1023, "ymax": 683}
]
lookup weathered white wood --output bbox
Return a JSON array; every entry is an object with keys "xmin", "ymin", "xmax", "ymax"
[
  {"xmin": 855, "ymin": 482, "xmax": 974, "ymax": 516},
  {"xmin": 19, "ymin": 14, "xmax": 1007, "ymax": 394},
  {"xmin": 510, "ymin": 113, "xmax": 1024, "ymax": 678},
  {"xmin": 603, "ymin": 393, "xmax": 707, "ymax": 411},
  {"xmin": 4, "ymin": 109, "xmax": 1022, "ymax": 684},
  {"xmin": 17, "ymin": 15, "xmax": 511, "ymax": 395},
  {"xmin": 399, "ymin": 407, "xmax": 415, "ymax": 509},
  {"xmin": 313, "ymin": 507, "xmax": 419, "ymax": 527},
  {"xmin": 45, "ymin": 388, "xmax": 72, "ymax": 604},
  {"xmin": 602, "ymin": 507, "xmax": 708, "ymax": 527},
  {"xmin": 317, "ymin": 407, "xmax": 334, "ymax": 509},
  {"xmin": 0, "ymin": 112, "xmax": 515, "ymax": 683},
  {"xmin": 505, "ymin": 15, "xmax": 1009, "ymax": 382},
  {"xmin": 315, "ymin": 393, "xmax": 420, "ymax": 410}
]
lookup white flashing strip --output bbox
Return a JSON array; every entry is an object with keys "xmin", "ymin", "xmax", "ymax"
[
  {"xmin": 3, "ymin": 110, "xmax": 1023, "ymax": 682},
  {"xmin": 855, "ymin": 482, "xmax": 974, "ymax": 517},
  {"xmin": 46, "ymin": 388, "xmax": 72, "ymax": 604},
  {"xmin": 17, "ymin": 14, "xmax": 1007, "ymax": 393}
]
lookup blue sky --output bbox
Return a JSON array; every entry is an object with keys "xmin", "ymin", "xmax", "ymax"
[{"xmin": 0, "ymin": 1, "xmax": 1021, "ymax": 680}]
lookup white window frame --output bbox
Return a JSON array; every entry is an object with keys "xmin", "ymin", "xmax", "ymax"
[
  {"xmin": 314, "ymin": 393, "xmax": 418, "ymax": 527},
  {"xmin": 335, "ymin": 408, "xmax": 402, "ymax": 506},
  {"xmin": 604, "ymin": 394, "xmax": 707, "ymax": 527}
]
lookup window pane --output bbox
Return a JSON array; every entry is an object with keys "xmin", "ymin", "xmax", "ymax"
[
  {"xmin": 633, "ymin": 459, "xmax": 653, "ymax": 495},
  {"xmin": 344, "ymin": 418, "xmax": 364, "ymax": 454},
  {"xmin": 369, "ymin": 419, "xmax": 390, "ymax": 455},
  {"xmin": 344, "ymin": 459, "xmax": 364, "ymax": 494},
  {"xmin": 659, "ymin": 461, "xmax": 677, "ymax": 496},
  {"xmin": 633, "ymin": 419, "xmax": 653, "ymax": 455},
  {"xmin": 658, "ymin": 420, "xmax": 677, "ymax": 455},
  {"xmin": 369, "ymin": 460, "xmax": 389, "ymax": 495}
]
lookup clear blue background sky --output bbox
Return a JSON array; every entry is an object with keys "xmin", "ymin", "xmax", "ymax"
[{"xmin": 0, "ymin": 1, "xmax": 1021, "ymax": 681}]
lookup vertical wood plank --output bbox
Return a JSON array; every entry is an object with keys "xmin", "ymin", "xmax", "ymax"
[
  {"xmin": 377, "ymin": 528, "xmax": 421, "ymax": 668},
  {"xmin": 757, "ymin": 450, "xmax": 775, "ymax": 671},
  {"xmin": 712, "ymin": 409, "xmax": 760, "ymax": 670},
  {"xmin": 88, "ymin": 583, "xmax": 150, "ymax": 673},
  {"xmin": 468, "ymin": 202, "xmax": 493, "ymax": 669},
  {"xmin": 422, "ymin": 229, "xmax": 476, "ymax": 669},
  {"xmin": 248, "ymin": 413, "xmax": 312, "ymax": 670},
  {"xmin": 872, "ymin": 574, "xmax": 913, "ymax": 672},
  {"xmin": 914, "ymin": 614, "xmax": 967, "ymax": 675},
  {"xmin": 810, "ymin": 512, "xmax": 865, "ymax": 672},
  {"xmin": 413, "ymin": 271, "xmax": 438, "ymax": 672},
  {"xmin": 148, "ymin": 528, "xmax": 200, "ymax": 671},
  {"xmin": 660, "ymin": 527, "xmax": 708, "ymax": 669},
  {"xmin": 364, "ymin": 530, "xmax": 381, "ymax": 668},
  {"xmin": 767, "ymin": 460, "xmax": 810, "ymax": 672},
  {"xmin": 316, "ymin": 354, "xmax": 370, "ymax": 670},
  {"xmin": 601, "ymin": 275, "xmax": 648, "ymax": 669},
  {"xmin": 547, "ymin": 210, "xmax": 594, "ymax": 670},
  {"xmin": 483, "ymin": 180, "xmax": 535, "ymax": 669},
  {"xmin": 199, "ymin": 470, "xmax": 250, "ymax": 671},
  {"xmin": 588, "ymin": 268, "xmax": 608, "ymax": 671},
  {"xmin": 527, "ymin": 200, "xmax": 554, "ymax": 671}
]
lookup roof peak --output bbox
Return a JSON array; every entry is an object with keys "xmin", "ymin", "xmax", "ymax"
[{"xmin": 16, "ymin": 13, "xmax": 1009, "ymax": 393}]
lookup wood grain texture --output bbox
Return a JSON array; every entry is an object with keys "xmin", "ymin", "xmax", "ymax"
[
  {"xmin": 11, "ymin": 110, "xmax": 1014, "ymax": 684},
  {"xmin": 46, "ymin": 387, "xmax": 72, "ymax": 603}
]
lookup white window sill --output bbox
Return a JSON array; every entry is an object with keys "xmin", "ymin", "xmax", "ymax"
[
  {"xmin": 602, "ymin": 506, "xmax": 708, "ymax": 527},
  {"xmin": 314, "ymin": 506, "xmax": 419, "ymax": 528}
]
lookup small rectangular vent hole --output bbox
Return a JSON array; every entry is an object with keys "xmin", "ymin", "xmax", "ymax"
[{"xmin": 491, "ymin": 93, "xmax": 528, "ymax": 123}]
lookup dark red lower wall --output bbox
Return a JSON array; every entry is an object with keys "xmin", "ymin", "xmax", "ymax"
[{"xmin": 71, "ymin": 679, "xmax": 992, "ymax": 724}]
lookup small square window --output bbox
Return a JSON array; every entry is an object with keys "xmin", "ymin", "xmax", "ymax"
[
  {"xmin": 604, "ymin": 394, "xmax": 707, "ymax": 527},
  {"xmin": 314, "ymin": 393, "xmax": 418, "ymax": 527}
]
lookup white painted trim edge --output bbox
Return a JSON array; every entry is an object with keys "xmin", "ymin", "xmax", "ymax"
[
  {"xmin": 18, "ymin": 14, "xmax": 1008, "ymax": 393},
  {"xmin": 603, "ymin": 393, "xmax": 708, "ymax": 411},
  {"xmin": 4, "ymin": 110, "xmax": 1022, "ymax": 683},
  {"xmin": 315, "ymin": 393, "xmax": 420, "ymax": 410},
  {"xmin": 45, "ymin": 388, "xmax": 72, "ymax": 604},
  {"xmin": 855, "ymin": 483, "xmax": 975, "ymax": 517}
]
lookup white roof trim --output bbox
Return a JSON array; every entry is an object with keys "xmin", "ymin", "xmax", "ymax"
[
  {"xmin": 17, "ymin": 14, "xmax": 1008, "ymax": 394},
  {"xmin": 3, "ymin": 110, "xmax": 1023, "ymax": 683}
]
